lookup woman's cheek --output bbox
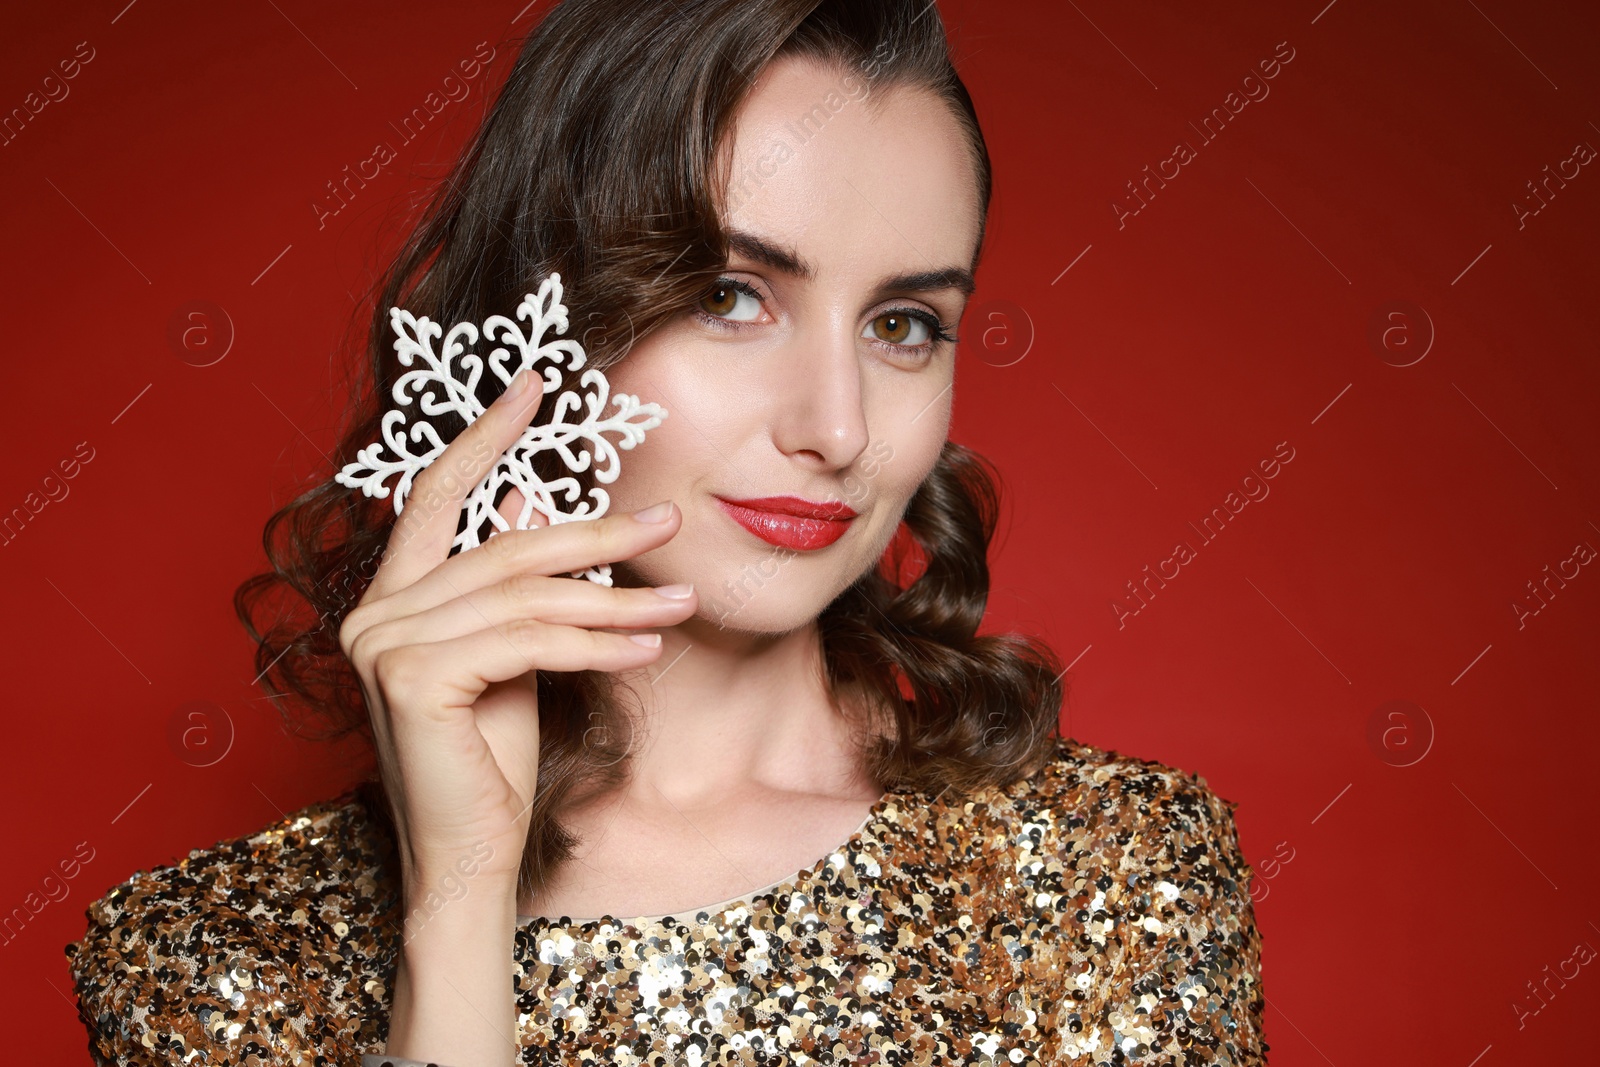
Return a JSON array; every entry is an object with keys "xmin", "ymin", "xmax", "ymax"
[{"xmin": 901, "ymin": 427, "xmax": 947, "ymax": 492}]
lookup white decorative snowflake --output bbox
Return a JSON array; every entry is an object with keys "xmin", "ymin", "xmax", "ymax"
[{"xmin": 333, "ymin": 272, "xmax": 667, "ymax": 586}]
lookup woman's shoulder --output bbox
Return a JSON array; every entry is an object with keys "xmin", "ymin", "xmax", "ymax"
[
  {"xmin": 939, "ymin": 733, "xmax": 1251, "ymax": 890},
  {"xmin": 69, "ymin": 785, "xmax": 396, "ymax": 942},
  {"xmin": 959, "ymin": 732, "xmax": 1242, "ymax": 822},
  {"xmin": 924, "ymin": 735, "xmax": 1266, "ymax": 1060},
  {"xmin": 65, "ymin": 784, "xmax": 399, "ymax": 1064}
]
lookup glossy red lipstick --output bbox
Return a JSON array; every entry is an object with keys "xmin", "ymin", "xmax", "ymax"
[{"xmin": 715, "ymin": 495, "xmax": 858, "ymax": 550}]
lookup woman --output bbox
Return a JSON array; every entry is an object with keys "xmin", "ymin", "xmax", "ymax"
[{"xmin": 67, "ymin": 0, "xmax": 1267, "ymax": 1064}]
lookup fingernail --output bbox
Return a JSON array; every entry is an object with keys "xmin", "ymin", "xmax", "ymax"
[
  {"xmin": 652, "ymin": 583, "xmax": 694, "ymax": 599},
  {"xmin": 502, "ymin": 369, "xmax": 534, "ymax": 403},
  {"xmin": 629, "ymin": 632, "xmax": 662, "ymax": 647},
  {"xmin": 633, "ymin": 501, "xmax": 674, "ymax": 523}
]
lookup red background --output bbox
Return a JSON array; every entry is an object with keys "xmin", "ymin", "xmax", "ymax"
[{"xmin": 4, "ymin": 1, "xmax": 1597, "ymax": 1062}]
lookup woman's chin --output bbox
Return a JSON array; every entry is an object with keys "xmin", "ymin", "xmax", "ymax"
[
  {"xmin": 685, "ymin": 588, "xmax": 829, "ymax": 639},
  {"xmin": 610, "ymin": 540, "xmax": 866, "ymax": 638}
]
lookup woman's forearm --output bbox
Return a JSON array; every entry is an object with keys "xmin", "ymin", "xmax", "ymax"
[{"xmin": 384, "ymin": 869, "xmax": 522, "ymax": 1067}]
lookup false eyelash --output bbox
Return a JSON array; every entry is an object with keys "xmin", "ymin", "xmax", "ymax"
[{"xmin": 697, "ymin": 277, "xmax": 958, "ymax": 348}]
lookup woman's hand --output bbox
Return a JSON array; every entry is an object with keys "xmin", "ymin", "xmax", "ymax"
[{"xmin": 337, "ymin": 368, "xmax": 698, "ymax": 1062}]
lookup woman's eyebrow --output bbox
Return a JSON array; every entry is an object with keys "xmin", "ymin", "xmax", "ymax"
[{"xmin": 726, "ymin": 229, "xmax": 976, "ymax": 297}]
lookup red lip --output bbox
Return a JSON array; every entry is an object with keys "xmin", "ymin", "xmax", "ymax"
[
  {"xmin": 715, "ymin": 495, "xmax": 858, "ymax": 550},
  {"xmin": 718, "ymin": 495, "xmax": 859, "ymax": 520}
]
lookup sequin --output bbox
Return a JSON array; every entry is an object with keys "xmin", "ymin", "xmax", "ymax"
[{"xmin": 64, "ymin": 736, "xmax": 1267, "ymax": 1064}]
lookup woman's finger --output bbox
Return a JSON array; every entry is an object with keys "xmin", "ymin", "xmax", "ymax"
[
  {"xmin": 364, "ymin": 500, "xmax": 684, "ymax": 622},
  {"xmin": 352, "ymin": 573, "xmax": 696, "ymax": 659},
  {"xmin": 379, "ymin": 616, "xmax": 667, "ymax": 716},
  {"xmin": 368, "ymin": 369, "xmax": 544, "ymax": 601}
]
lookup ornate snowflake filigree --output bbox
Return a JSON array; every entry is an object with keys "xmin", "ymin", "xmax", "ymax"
[{"xmin": 333, "ymin": 272, "xmax": 666, "ymax": 586}]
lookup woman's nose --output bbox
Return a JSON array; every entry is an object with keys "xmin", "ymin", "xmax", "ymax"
[{"xmin": 768, "ymin": 318, "xmax": 871, "ymax": 470}]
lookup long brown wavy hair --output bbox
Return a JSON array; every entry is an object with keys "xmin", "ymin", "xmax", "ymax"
[{"xmin": 235, "ymin": 0, "xmax": 1067, "ymax": 897}]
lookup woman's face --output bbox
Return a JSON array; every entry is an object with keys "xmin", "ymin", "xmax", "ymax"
[{"xmin": 603, "ymin": 54, "xmax": 984, "ymax": 633}]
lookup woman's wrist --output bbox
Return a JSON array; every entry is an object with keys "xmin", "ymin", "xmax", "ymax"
[
  {"xmin": 399, "ymin": 855, "xmax": 519, "ymax": 937},
  {"xmin": 386, "ymin": 877, "xmax": 522, "ymax": 1066}
]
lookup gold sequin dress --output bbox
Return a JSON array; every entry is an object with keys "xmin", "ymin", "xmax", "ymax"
[{"xmin": 65, "ymin": 736, "xmax": 1268, "ymax": 1065}]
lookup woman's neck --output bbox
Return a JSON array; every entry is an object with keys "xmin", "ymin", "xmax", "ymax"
[{"xmin": 602, "ymin": 615, "xmax": 877, "ymax": 806}]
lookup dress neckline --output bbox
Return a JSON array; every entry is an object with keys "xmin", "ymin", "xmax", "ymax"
[{"xmin": 515, "ymin": 783, "xmax": 902, "ymax": 931}]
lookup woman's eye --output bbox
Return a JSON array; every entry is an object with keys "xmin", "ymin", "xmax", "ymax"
[
  {"xmin": 694, "ymin": 280, "xmax": 953, "ymax": 357},
  {"xmin": 864, "ymin": 312, "xmax": 932, "ymax": 348},
  {"xmin": 698, "ymin": 281, "xmax": 763, "ymax": 322}
]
